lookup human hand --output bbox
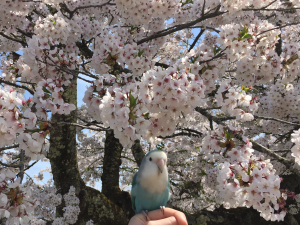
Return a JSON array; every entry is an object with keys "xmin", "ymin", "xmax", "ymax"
[{"xmin": 128, "ymin": 207, "xmax": 188, "ymax": 225}]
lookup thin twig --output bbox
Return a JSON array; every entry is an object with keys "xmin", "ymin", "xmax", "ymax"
[
  {"xmin": 0, "ymin": 145, "xmax": 19, "ymax": 152},
  {"xmin": 254, "ymin": 115, "xmax": 300, "ymax": 126},
  {"xmin": 19, "ymin": 150, "xmax": 25, "ymax": 183},
  {"xmin": 242, "ymin": 0, "xmax": 277, "ymax": 11},
  {"xmin": 188, "ymin": 29, "xmax": 205, "ymax": 52},
  {"xmin": 257, "ymin": 22, "xmax": 300, "ymax": 36},
  {"xmin": 199, "ymin": 47, "xmax": 228, "ymax": 64},
  {"xmin": 0, "ymin": 161, "xmax": 20, "ymax": 168}
]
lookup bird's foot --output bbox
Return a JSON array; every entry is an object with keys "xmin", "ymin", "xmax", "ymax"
[
  {"xmin": 142, "ymin": 210, "xmax": 150, "ymax": 221},
  {"xmin": 160, "ymin": 206, "xmax": 165, "ymax": 215}
]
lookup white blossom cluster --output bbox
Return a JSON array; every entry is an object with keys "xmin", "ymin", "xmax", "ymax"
[
  {"xmin": 0, "ymin": 170, "xmax": 39, "ymax": 224},
  {"xmin": 32, "ymin": 186, "xmax": 62, "ymax": 221},
  {"xmin": 35, "ymin": 12, "xmax": 70, "ymax": 44},
  {"xmin": 62, "ymin": 186, "xmax": 80, "ymax": 224},
  {"xmin": 0, "ymin": 86, "xmax": 49, "ymax": 160},
  {"xmin": 115, "ymin": 0, "xmax": 180, "ymax": 25},
  {"xmin": 216, "ymin": 85, "xmax": 259, "ymax": 122},
  {"xmin": 259, "ymin": 81, "xmax": 300, "ymax": 122},
  {"xmin": 138, "ymin": 67, "xmax": 206, "ymax": 138},
  {"xmin": 218, "ymin": 20, "xmax": 281, "ymax": 85},
  {"xmin": 99, "ymin": 81, "xmax": 149, "ymax": 147},
  {"xmin": 202, "ymin": 126, "xmax": 290, "ymax": 221},
  {"xmin": 0, "ymin": 1, "xmax": 34, "ymax": 31},
  {"xmin": 92, "ymin": 27, "xmax": 154, "ymax": 78},
  {"xmin": 33, "ymin": 79, "xmax": 76, "ymax": 117},
  {"xmin": 31, "ymin": 186, "xmax": 80, "ymax": 225}
]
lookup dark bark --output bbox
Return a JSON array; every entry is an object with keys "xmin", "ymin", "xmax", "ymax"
[
  {"xmin": 49, "ymin": 77, "xmax": 84, "ymax": 217},
  {"xmin": 102, "ymin": 130, "xmax": 123, "ymax": 196},
  {"xmin": 131, "ymin": 139, "xmax": 145, "ymax": 167},
  {"xmin": 275, "ymin": 34, "xmax": 282, "ymax": 56},
  {"xmin": 185, "ymin": 206, "xmax": 299, "ymax": 225},
  {"xmin": 101, "ymin": 130, "xmax": 134, "ymax": 219}
]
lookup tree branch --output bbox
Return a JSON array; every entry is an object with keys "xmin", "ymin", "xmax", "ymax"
[
  {"xmin": 0, "ymin": 32, "xmax": 27, "ymax": 47},
  {"xmin": 50, "ymin": 121, "xmax": 109, "ymax": 132},
  {"xmin": 60, "ymin": 1, "xmax": 115, "ymax": 19},
  {"xmin": 179, "ymin": 128, "xmax": 203, "ymax": 136},
  {"xmin": 158, "ymin": 131, "xmax": 201, "ymax": 139},
  {"xmin": 131, "ymin": 139, "xmax": 145, "ymax": 166},
  {"xmin": 137, "ymin": 5, "xmax": 225, "ymax": 45},
  {"xmin": 0, "ymin": 79, "xmax": 34, "ymax": 95}
]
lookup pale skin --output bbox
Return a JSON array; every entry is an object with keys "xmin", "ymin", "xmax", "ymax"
[{"xmin": 128, "ymin": 208, "xmax": 188, "ymax": 225}]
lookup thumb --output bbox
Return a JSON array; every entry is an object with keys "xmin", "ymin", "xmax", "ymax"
[{"xmin": 147, "ymin": 216, "xmax": 178, "ymax": 225}]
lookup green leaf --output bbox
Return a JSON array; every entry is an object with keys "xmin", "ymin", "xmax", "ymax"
[
  {"xmin": 224, "ymin": 131, "xmax": 233, "ymax": 141},
  {"xmin": 213, "ymin": 46, "xmax": 221, "ymax": 56},
  {"xmin": 52, "ymin": 20, "xmax": 56, "ymax": 25},
  {"xmin": 199, "ymin": 170, "xmax": 207, "ymax": 176},
  {"xmin": 143, "ymin": 112, "xmax": 150, "ymax": 119},
  {"xmin": 42, "ymin": 86, "xmax": 51, "ymax": 94},
  {"xmin": 25, "ymin": 128, "xmax": 41, "ymax": 133},
  {"xmin": 129, "ymin": 91, "xmax": 138, "ymax": 108},
  {"xmin": 138, "ymin": 49, "xmax": 144, "ymax": 57},
  {"xmin": 240, "ymin": 26, "xmax": 248, "ymax": 37},
  {"xmin": 241, "ymin": 34, "xmax": 252, "ymax": 40},
  {"xmin": 156, "ymin": 142, "xmax": 165, "ymax": 150},
  {"xmin": 190, "ymin": 56, "xmax": 198, "ymax": 63}
]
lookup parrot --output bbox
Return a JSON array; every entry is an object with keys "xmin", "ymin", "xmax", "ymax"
[{"xmin": 131, "ymin": 150, "xmax": 170, "ymax": 219}]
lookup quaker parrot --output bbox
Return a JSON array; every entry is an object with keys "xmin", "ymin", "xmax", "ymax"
[{"xmin": 131, "ymin": 150, "xmax": 170, "ymax": 219}]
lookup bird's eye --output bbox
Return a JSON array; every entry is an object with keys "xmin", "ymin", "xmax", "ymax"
[{"xmin": 149, "ymin": 157, "xmax": 152, "ymax": 161}]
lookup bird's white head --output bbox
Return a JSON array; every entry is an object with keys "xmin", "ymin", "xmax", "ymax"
[
  {"xmin": 138, "ymin": 150, "xmax": 168, "ymax": 193},
  {"xmin": 142, "ymin": 150, "xmax": 167, "ymax": 174}
]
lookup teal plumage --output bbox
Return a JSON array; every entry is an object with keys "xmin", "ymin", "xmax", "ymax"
[{"xmin": 131, "ymin": 150, "xmax": 170, "ymax": 214}]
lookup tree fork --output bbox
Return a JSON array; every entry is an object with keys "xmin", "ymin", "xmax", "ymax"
[{"xmin": 49, "ymin": 78, "xmax": 130, "ymax": 224}]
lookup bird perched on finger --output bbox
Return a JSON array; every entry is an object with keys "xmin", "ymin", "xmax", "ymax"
[{"xmin": 131, "ymin": 150, "xmax": 170, "ymax": 219}]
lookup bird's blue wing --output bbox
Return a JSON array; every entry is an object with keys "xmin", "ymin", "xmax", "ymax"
[
  {"xmin": 131, "ymin": 173, "xmax": 138, "ymax": 211},
  {"xmin": 161, "ymin": 176, "xmax": 170, "ymax": 206}
]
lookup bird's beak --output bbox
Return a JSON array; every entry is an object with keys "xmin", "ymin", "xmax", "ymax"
[{"xmin": 156, "ymin": 158, "xmax": 165, "ymax": 173}]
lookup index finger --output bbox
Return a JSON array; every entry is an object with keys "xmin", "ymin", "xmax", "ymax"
[{"xmin": 147, "ymin": 208, "xmax": 188, "ymax": 225}]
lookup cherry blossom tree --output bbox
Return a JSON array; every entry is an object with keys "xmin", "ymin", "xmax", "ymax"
[{"xmin": 1, "ymin": 0, "xmax": 300, "ymax": 224}]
